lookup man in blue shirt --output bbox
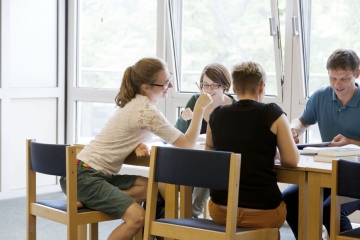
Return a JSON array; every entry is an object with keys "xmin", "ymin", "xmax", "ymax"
[{"xmin": 283, "ymin": 49, "xmax": 360, "ymax": 239}]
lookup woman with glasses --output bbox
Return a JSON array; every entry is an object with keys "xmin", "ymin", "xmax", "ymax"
[
  {"xmin": 174, "ymin": 62, "xmax": 236, "ymax": 218},
  {"xmin": 206, "ymin": 61, "xmax": 299, "ymax": 230},
  {"xmin": 60, "ymin": 57, "xmax": 212, "ymax": 240}
]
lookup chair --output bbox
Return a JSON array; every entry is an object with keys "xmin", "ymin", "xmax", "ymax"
[
  {"xmin": 143, "ymin": 146, "xmax": 279, "ymax": 240},
  {"xmin": 330, "ymin": 159, "xmax": 360, "ymax": 239},
  {"xmin": 26, "ymin": 139, "xmax": 142, "ymax": 240}
]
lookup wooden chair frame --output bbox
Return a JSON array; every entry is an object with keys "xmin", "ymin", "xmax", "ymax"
[
  {"xmin": 330, "ymin": 159, "xmax": 360, "ymax": 239},
  {"xmin": 143, "ymin": 146, "xmax": 279, "ymax": 240},
  {"xmin": 26, "ymin": 139, "xmax": 142, "ymax": 240}
]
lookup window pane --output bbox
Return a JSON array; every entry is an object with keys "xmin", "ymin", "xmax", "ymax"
[
  {"xmin": 76, "ymin": 102, "xmax": 117, "ymax": 143},
  {"xmin": 307, "ymin": 0, "xmax": 360, "ymax": 95},
  {"xmin": 180, "ymin": 0, "xmax": 278, "ymax": 95},
  {"xmin": 9, "ymin": 0, "xmax": 57, "ymax": 88},
  {"xmin": 78, "ymin": 0, "xmax": 157, "ymax": 89},
  {"xmin": 307, "ymin": 124, "xmax": 322, "ymax": 143}
]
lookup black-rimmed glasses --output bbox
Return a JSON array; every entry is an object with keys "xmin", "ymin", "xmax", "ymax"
[
  {"xmin": 200, "ymin": 83, "xmax": 222, "ymax": 89},
  {"xmin": 149, "ymin": 75, "xmax": 173, "ymax": 88}
]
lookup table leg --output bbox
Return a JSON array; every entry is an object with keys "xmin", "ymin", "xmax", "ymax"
[
  {"xmin": 306, "ymin": 172, "xmax": 324, "ymax": 240},
  {"xmin": 297, "ymin": 171, "xmax": 307, "ymax": 240}
]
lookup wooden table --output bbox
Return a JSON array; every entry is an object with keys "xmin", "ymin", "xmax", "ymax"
[{"xmin": 127, "ymin": 143, "xmax": 334, "ymax": 240}]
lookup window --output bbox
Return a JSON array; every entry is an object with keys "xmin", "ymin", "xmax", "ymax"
[
  {"xmin": 76, "ymin": 102, "xmax": 116, "ymax": 143},
  {"xmin": 303, "ymin": 0, "xmax": 360, "ymax": 96},
  {"xmin": 171, "ymin": 0, "xmax": 283, "ymax": 98},
  {"xmin": 78, "ymin": 0, "xmax": 157, "ymax": 89},
  {"xmin": 299, "ymin": 0, "xmax": 360, "ymax": 142}
]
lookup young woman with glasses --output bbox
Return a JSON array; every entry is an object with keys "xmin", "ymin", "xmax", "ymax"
[
  {"xmin": 174, "ymin": 62, "xmax": 236, "ymax": 218},
  {"xmin": 60, "ymin": 57, "xmax": 212, "ymax": 240}
]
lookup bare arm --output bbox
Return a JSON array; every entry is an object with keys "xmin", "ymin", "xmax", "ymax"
[
  {"xmin": 272, "ymin": 114, "xmax": 300, "ymax": 167},
  {"xmin": 172, "ymin": 92, "xmax": 212, "ymax": 148},
  {"xmin": 205, "ymin": 124, "xmax": 215, "ymax": 150},
  {"xmin": 290, "ymin": 118, "xmax": 310, "ymax": 143}
]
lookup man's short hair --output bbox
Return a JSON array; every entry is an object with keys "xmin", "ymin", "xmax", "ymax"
[{"xmin": 326, "ymin": 49, "xmax": 360, "ymax": 74}]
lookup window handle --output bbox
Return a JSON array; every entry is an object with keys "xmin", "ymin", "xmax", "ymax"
[
  {"xmin": 269, "ymin": 17, "xmax": 277, "ymax": 36},
  {"xmin": 292, "ymin": 16, "xmax": 299, "ymax": 36}
]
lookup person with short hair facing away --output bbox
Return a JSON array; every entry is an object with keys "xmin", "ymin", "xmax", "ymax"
[
  {"xmin": 174, "ymin": 63, "xmax": 236, "ymax": 218},
  {"xmin": 283, "ymin": 49, "xmax": 360, "ymax": 239},
  {"xmin": 59, "ymin": 57, "xmax": 212, "ymax": 240},
  {"xmin": 205, "ymin": 61, "xmax": 299, "ymax": 230}
]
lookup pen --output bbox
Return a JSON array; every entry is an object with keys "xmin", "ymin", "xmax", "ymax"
[{"xmin": 196, "ymin": 82, "xmax": 202, "ymax": 93}]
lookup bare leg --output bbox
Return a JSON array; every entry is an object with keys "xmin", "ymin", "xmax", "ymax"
[
  {"xmin": 108, "ymin": 202, "xmax": 145, "ymax": 240},
  {"xmin": 158, "ymin": 182, "xmax": 166, "ymax": 200},
  {"xmin": 122, "ymin": 176, "xmax": 148, "ymax": 202}
]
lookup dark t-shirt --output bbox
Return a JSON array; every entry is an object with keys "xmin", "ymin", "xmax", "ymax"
[{"xmin": 209, "ymin": 100, "xmax": 284, "ymax": 209}]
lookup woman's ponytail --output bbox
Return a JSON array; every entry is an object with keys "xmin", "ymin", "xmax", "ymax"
[{"xmin": 115, "ymin": 67, "xmax": 138, "ymax": 107}]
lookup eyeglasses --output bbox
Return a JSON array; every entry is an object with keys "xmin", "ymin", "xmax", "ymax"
[
  {"xmin": 200, "ymin": 83, "xmax": 222, "ymax": 89},
  {"xmin": 149, "ymin": 75, "xmax": 173, "ymax": 88}
]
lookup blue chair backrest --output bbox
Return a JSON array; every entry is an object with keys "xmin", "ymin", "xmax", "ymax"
[
  {"xmin": 154, "ymin": 147, "xmax": 234, "ymax": 191},
  {"xmin": 30, "ymin": 141, "xmax": 69, "ymax": 177},
  {"xmin": 338, "ymin": 159, "xmax": 360, "ymax": 199}
]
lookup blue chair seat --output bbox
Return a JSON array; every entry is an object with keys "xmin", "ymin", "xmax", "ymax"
[
  {"xmin": 339, "ymin": 227, "xmax": 360, "ymax": 238},
  {"xmin": 156, "ymin": 218, "xmax": 256, "ymax": 233},
  {"xmin": 37, "ymin": 199, "xmax": 94, "ymax": 213}
]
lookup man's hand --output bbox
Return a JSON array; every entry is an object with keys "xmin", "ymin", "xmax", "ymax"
[
  {"xmin": 290, "ymin": 118, "xmax": 309, "ymax": 144},
  {"xmin": 329, "ymin": 134, "xmax": 349, "ymax": 147},
  {"xmin": 291, "ymin": 128, "xmax": 300, "ymax": 144},
  {"xmin": 135, "ymin": 143, "xmax": 150, "ymax": 158},
  {"xmin": 181, "ymin": 108, "xmax": 193, "ymax": 121}
]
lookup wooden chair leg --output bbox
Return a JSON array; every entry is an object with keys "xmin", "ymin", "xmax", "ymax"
[
  {"xmin": 89, "ymin": 223, "xmax": 99, "ymax": 240},
  {"xmin": 27, "ymin": 214, "xmax": 36, "ymax": 240},
  {"xmin": 67, "ymin": 223, "xmax": 78, "ymax": 240},
  {"xmin": 77, "ymin": 224, "xmax": 87, "ymax": 240}
]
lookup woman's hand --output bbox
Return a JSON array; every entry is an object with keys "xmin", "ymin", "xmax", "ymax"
[
  {"xmin": 135, "ymin": 143, "xmax": 150, "ymax": 158},
  {"xmin": 181, "ymin": 108, "xmax": 193, "ymax": 121},
  {"xmin": 195, "ymin": 92, "xmax": 213, "ymax": 110}
]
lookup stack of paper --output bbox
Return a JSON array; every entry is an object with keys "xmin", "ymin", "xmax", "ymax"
[{"xmin": 307, "ymin": 144, "xmax": 360, "ymax": 163}]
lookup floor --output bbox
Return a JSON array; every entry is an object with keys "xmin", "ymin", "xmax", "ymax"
[{"xmin": 0, "ymin": 191, "xmax": 297, "ymax": 239}]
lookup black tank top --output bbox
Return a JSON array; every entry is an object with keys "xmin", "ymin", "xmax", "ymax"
[{"xmin": 209, "ymin": 100, "xmax": 284, "ymax": 209}]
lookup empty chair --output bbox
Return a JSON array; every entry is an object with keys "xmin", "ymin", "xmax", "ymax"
[{"xmin": 330, "ymin": 159, "xmax": 360, "ymax": 239}]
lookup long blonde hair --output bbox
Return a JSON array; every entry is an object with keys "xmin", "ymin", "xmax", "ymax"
[{"xmin": 115, "ymin": 57, "xmax": 167, "ymax": 107}]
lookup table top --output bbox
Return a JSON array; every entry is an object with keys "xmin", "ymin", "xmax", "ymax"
[
  {"xmin": 129, "ymin": 139, "xmax": 333, "ymax": 174},
  {"xmin": 275, "ymin": 154, "xmax": 332, "ymax": 173}
]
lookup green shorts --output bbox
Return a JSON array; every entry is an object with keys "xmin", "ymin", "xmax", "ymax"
[{"xmin": 60, "ymin": 161, "xmax": 139, "ymax": 218}]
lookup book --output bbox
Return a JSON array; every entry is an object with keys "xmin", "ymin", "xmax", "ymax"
[
  {"xmin": 297, "ymin": 142, "xmax": 330, "ymax": 150},
  {"xmin": 302, "ymin": 146, "xmax": 333, "ymax": 155},
  {"xmin": 317, "ymin": 147, "xmax": 360, "ymax": 157},
  {"xmin": 314, "ymin": 155, "xmax": 359, "ymax": 163},
  {"xmin": 302, "ymin": 144, "xmax": 360, "ymax": 156}
]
